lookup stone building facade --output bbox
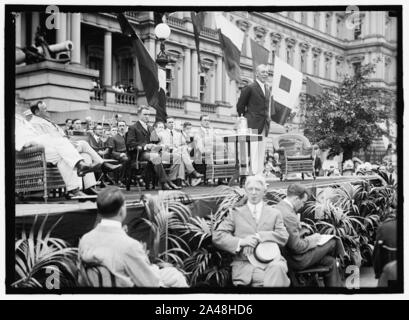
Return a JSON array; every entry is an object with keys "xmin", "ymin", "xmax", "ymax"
[{"xmin": 14, "ymin": 10, "xmax": 397, "ymax": 142}]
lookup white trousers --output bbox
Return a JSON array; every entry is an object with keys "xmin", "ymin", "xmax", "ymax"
[{"xmin": 34, "ymin": 137, "xmax": 99, "ymax": 191}]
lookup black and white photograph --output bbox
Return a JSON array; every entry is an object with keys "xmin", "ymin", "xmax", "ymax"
[{"xmin": 3, "ymin": 1, "xmax": 404, "ymax": 299}]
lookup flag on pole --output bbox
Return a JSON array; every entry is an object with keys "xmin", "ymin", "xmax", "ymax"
[
  {"xmin": 215, "ymin": 13, "xmax": 244, "ymax": 82},
  {"xmin": 271, "ymin": 56, "xmax": 303, "ymax": 125},
  {"xmin": 116, "ymin": 13, "xmax": 167, "ymax": 122},
  {"xmin": 306, "ymin": 77, "xmax": 324, "ymax": 98},
  {"xmin": 191, "ymin": 12, "xmax": 206, "ymax": 71},
  {"xmin": 250, "ymin": 38, "xmax": 270, "ymax": 78}
]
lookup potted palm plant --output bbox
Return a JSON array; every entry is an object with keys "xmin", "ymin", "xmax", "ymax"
[{"xmin": 13, "ymin": 215, "xmax": 78, "ymax": 288}]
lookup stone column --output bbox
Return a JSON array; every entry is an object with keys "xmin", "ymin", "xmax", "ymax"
[
  {"xmin": 230, "ymin": 80, "xmax": 237, "ymax": 107},
  {"xmin": 15, "ymin": 13, "xmax": 22, "ymax": 48},
  {"xmin": 216, "ymin": 56, "xmax": 223, "ymax": 103},
  {"xmin": 103, "ymin": 31, "xmax": 112, "ymax": 87},
  {"xmin": 145, "ymin": 38, "xmax": 156, "ymax": 59},
  {"xmin": 177, "ymin": 58, "xmax": 184, "ymax": 98},
  {"xmin": 56, "ymin": 12, "xmax": 67, "ymax": 43},
  {"xmin": 377, "ymin": 12, "xmax": 386, "ymax": 37},
  {"xmin": 293, "ymin": 41, "xmax": 301, "ymax": 71},
  {"xmin": 330, "ymin": 12, "xmax": 337, "ymax": 37},
  {"xmin": 306, "ymin": 47, "xmax": 313, "ymax": 75},
  {"xmin": 370, "ymin": 11, "xmax": 377, "ymax": 37},
  {"xmin": 312, "ymin": 47, "xmax": 322, "ymax": 76},
  {"xmin": 294, "ymin": 12, "xmax": 302, "ymax": 23},
  {"xmin": 307, "ymin": 12, "xmax": 314, "ymax": 28},
  {"xmin": 330, "ymin": 54, "xmax": 337, "ymax": 81},
  {"xmin": 270, "ymin": 32, "xmax": 282, "ymax": 62},
  {"xmin": 319, "ymin": 12, "xmax": 326, "ymax": 33},
  {"xmin": 71, "ymin": 13, "xmax": 81, "ymax": 64},
  {"xmin": 183, "ymin": 47, "xmax": 191, "ymax": 98},
  {"xmin": 278, "ymin": 37, "xmax": 286, "ymax": 61},
  {"xmin": 362, "ymin": 12, "xmax": 370, "ymax": 38},
  {"xmin": 210, "ymin": 67, "xmax": 216, "ymax": 103},
  {"xmin": 31, "ymin": 12, "xmax": 40, "ymax": 45},
  {"xmin": 191, "ymin": 49, "xmax": 199, "ymax": 99},
  {"xmin": 223, "ymin": 66, "xmax": 231, "ymax": 104},
  {"xmin": 319, "ymin": 51, "xmax": 325, "ymax": 78}
]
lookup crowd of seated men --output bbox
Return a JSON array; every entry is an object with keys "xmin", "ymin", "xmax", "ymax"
[
  {"xmin": 17, "ymin": 101, "xmax": 250, "ymax": 196},
  {"xmin": 16, "ymin": 101, "xmax": 122, "ymax": 199}
]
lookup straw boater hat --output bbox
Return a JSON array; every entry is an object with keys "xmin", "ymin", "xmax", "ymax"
[{"xmin": 248, "ymin": 241, "xmax": 281, "ymax": 270}]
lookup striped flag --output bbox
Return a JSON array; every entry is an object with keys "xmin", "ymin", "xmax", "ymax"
[
  {"xmin": 116, "ymin": 13, "xmax": 167, "ymax": 122},
  {"xmin": 215, "ymin": 13, "xmax": 244, "ymax": 82},
  {"xmin": 271, "ymin": 56, "xmax": 303, "ymax": 125},
  {"xmin": 191, "ymin": 12, "xmax": 206, "ymax": 71},
  {"xmin": 250, "ymin": 39, "xmax": 270, "ymax": 79}
]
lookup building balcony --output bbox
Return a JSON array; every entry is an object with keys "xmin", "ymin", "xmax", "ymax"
[{"xmin": 200, "ymin": 102, "xmax": 218, "ymax": 114}]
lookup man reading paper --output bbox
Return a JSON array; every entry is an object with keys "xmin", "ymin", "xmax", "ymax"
[{"xmin": 276, "ymin": 183, "xmax": 344, "ymax": 287}]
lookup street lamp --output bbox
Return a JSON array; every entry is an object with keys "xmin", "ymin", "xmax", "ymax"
[{"xmin": 154, "ymin": 22, "xmax": 171, "ymax": 68}]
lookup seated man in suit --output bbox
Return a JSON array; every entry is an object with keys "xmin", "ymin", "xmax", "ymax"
[
  {"xmin": 78, "ymin": 187, "xmax": 188, "ymax": 287},
  {"xmin": 373, "ymin": 204, "xmax": 397, "ymax": 286},
  {"xmin": 277, "ymin": 183, "xmax": 343, "ymax": 287},
  {"xmin": 107, "ymin": 120, "xmax": 130, "ymax": 188},
  {"xmin": 193, "ymin": 114, "xmax": 215, "ymax": 182},
  {"xmin": 158, "ymin": 117, "xmax": 203, "ymax": 186},
  {"xmin": 213, "ymin": 175, "xmax": 290, "ymax": 287},
  {"xmin": 88, "ymin": 124, "xmax": 110, "ymax": 158},
  {"xmin": 126, "ymin": 105, "xmax": 181, "ymax": 190}
]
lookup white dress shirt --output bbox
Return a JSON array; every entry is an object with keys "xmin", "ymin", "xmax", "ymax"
[
  {"xmin": 247, "ymin": 201, "xmax": 263, "ymax": 223},
  {"xmin": 236, "ymin": 201, "xmax": 263, "ymax": 253},
  {"xmin": 99, "ymin": 219, "xmax": 122, "ymax": 229},
  {"xmin": 139, "ymin": 120, "xmax": 148, "ymax": 132},
  {"xmin": 256, "ymin": 79, "xmax": 266, "ymax": 96}
]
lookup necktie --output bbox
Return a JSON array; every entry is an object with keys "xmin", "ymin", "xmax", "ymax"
[
  {"xmin": 252, "ymin": 206, "xmax": 258, "ymax": 223},
  {"xmin": 170, "ymin": 130, "xmax": 174, "ymax": 146},
  {"xmin": 264, "ymin": 83, "xmax": 269, "ymax": 97}
]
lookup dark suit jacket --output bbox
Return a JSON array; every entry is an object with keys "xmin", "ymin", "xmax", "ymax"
[
  {"xmin": 88, "ymin": 133, "xmax": 107, "ymax": 151},
  {"xmin": 275, "ymin": 200, "xmax": 317, "ymax": 255},
  {"xmin": 373, "ymin": 218, "xmax": 397, "ymax": 278},
  {"xmin": 107, "ymin": 133, "xmax": 127, "ymax": 159},
  {"xmin": 236, "ymin": 82, "xmax": 271, "ymax": 135},
  {"xmin": 126, "ymin": 121, "xmax": 154, "ymax": 158}
]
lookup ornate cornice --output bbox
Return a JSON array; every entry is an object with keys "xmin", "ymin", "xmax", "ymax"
[
  {"xmin": 254, "ymin": 26, "xmax": 267, "ymax": 39},
  {"xmin": 299, "ymin": 42, "xmax": 311, "ymax": 51},
  {"xmin": 324, "ymin": 51, "xmax": 334, "ymax": 58},
  {"xmin": 270, "ymin": 32, "xmax": 282, "ymax": 43},
  {"xmin": 236, "ymin": 19, "xmax": 251, "ymax": 32},
  {"xmin": 312, "ymin": 47, "xmax": 322, "ymax": 55},
  {"xmin": 285, "ymin": 37, "xmax": 297, "ymax": 48}
]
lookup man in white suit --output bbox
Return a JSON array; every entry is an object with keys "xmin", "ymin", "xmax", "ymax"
[
  {"xmin": 213, "ymin": 175, "xmax": 290, "ymax": 287},
  {"xmin": 158, "ymin": 117, "xmax": 203, "ymax": 185},
  {"xmin": 78, "ymin": 187, "xmax": 188, "ymax": 287}
]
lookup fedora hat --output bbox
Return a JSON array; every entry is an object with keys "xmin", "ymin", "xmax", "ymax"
[{"xmin": 248, "ymin": 241, "xmax": 281, "ymax": 270}]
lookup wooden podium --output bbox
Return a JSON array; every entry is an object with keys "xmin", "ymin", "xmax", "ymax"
[{"xmin": 222, "ymin": 133, "xmax": 263, "ymax": 187}]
